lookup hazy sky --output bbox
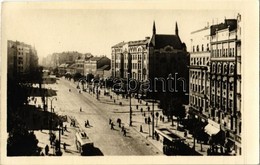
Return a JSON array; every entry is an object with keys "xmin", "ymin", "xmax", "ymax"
[{"xmin": 2, "ymin": 2, "xmax": 240, "ymax": 62}]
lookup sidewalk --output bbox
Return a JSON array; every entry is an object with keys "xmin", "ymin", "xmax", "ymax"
[{"xmin": 34, "ymin": 119, "xmax": 80, "ymax": 156}]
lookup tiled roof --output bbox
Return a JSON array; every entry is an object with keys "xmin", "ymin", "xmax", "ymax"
[
  {"xmin": 151, "ymin": 34, "xmax": 183, "ymax": 50},
  {"xmin": 128, "ymin": 39, "xmax": 149, "ymax": 46},
  {"xmin": 112, "ymin": 41, "xmax": 126, "ymax": 48}
]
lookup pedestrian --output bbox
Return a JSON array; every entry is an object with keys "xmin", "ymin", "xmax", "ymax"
[
  {"xmin": 86, "ymin": 120, "xmax": 90, "ymax": 127},
  {"xmin": 111, "ymin": 122, "xmax": 114, "ymax": 130},
  {"xmin": 80, "ymin": 107, "xmax": 82, "ymax": 112},
  {"xmin": 117, "ymin": 118, "xmax": 121, "ymax": 127},
  {"xmin": 123, "ymin": 129, "xmax": 127, "ymax": 137},
  {"xmin": 63, "ymin": 142, "xmax": 66, "ymax": 151},
  {"xmin": 109, "ymin": 118, "xmax": 112, "ymax": 125},
  {"xmin": 45, "ymin": 145, "xmax": 49, "ymax": 155},
  {"xmin": 85, "ymin": 121, "xmax": 87, "ymax": 128}
]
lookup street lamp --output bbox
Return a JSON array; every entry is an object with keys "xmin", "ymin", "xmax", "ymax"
[
  {"xmin": 48, "ymin": 97, "xmax": 57, "ymax": 153},
  {"xmin": 128, "ymin": 73, "xmax": 132, "ymax": 126}
]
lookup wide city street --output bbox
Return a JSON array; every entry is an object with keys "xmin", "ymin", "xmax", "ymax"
[{"xmin": 45, "ymin": 77, "xmax": 162, "ymax": 156}]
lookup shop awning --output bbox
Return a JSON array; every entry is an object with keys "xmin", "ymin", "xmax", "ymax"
[{"xmin": 204, "ymin": 124, "xmax": 220, "ymax": 136}]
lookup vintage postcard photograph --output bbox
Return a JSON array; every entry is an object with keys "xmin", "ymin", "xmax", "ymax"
[{"xmin": 0, "ymin": 1, "xmax": 259, "ymax": 164}]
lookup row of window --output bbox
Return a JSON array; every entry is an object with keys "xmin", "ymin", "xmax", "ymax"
[
  {"xmin": 211, "ymin": 81, "xmax": 234, "ymax": 91},
  {"xmin": 192, "ymin": 44, "xmax": 209, "ymax": 52},
  {"xmin": 211, "ymin": 95, "xmax": 233, "ymax": 109},
  {"xmin": 211, "ymin": 62, "xmax": 235, "ymax": 75},
  {"xmin": 190, "ymin": 56, "xmax": 210, "ymax": 66},
  {"xmin": 191, "ymin": 83, "xmax": 208, "ymax": 94},
  {"xmin": 212, "ymin": 48, "xmax": 235, "ymax": 58},
  {"xmin": 131, "ymin": 54, "xmax": 145, "ymax": 60},
  {"xmin": 190, "ymin": 71, "xmax": 209, "ymax": 80}
]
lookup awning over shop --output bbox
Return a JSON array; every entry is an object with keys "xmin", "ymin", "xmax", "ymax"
[{"xmin": 204, "ymin": 124, "xmax": 220, "ymax": 136}]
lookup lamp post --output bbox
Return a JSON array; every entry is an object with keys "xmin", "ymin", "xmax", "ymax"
[
  {"xmin": 128, "ymin": 73, "xmax": 132, "ymax": 126},
  {"xmin": 48, "ymin": 97, "xmax": 57, "ymax": 148}
]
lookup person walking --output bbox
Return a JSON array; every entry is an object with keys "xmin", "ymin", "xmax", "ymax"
[
  {"xmin": 80, "ymin": 107, "xmax": 82, "ymax": 112},
  {"xmin": 86, "ymin": 120, "xmax": 90, "ymax": 127},
  {"xmin": 63, "ymin": 142, "xmax": 66, "ymax": 151},
  {"xmin": 123, "ymin": 129, "xmax": 127, "ymax": 137},
  {"xmin": 110, "ymin": 122, "xmax": 114, "ymax": 130}
]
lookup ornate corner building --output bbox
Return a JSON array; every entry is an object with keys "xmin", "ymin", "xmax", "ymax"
[
  {"xmin": 189, "ymin": 13, "xmax": 242, "ymax": 155},
  {"xmin": 111, "ymin": 21, "xmax": 189, "ymax": 100}
]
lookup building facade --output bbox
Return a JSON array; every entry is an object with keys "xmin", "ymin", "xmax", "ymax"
[
  {"xmin": 189, "ymin": 26, "xmax": 211, "ymax": 124},
  {"xmin": 84, "ymin": 56, "xmax": 111, "ymax": 77},
  {"xmin": 189, "ymin": 14, "xmax": 242, "ymax": 155},
  {"xmin": 8, "ymin": 40, "xmax": 38, "ymax": 79},
  {"xmin": 111, "ymin": 22, "xmax": 189, "ymax": 94}
]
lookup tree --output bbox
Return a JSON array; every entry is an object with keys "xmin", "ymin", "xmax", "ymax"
[
  {"xmin": 173, "ymin": 104, "xmax": 186, "ymax": 129},
  {"xmin": 7, "ymin": 114, "xmax": 40, "ymax": 156},
  {"xmin": 86, "ymin": 73, "xmax": 94, "ymax": 83},
  {"xmin": 73, "ymin": 72, "xmax": 83, "ymax": 82}
]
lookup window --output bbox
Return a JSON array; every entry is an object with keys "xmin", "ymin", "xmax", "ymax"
[
  {"xmin": 223, "ymin": 82, "xmax": 227, "ymax": 89},
  {"xmin": 230, "ymin": 83, "xmax": 234, "ymax": 91}
]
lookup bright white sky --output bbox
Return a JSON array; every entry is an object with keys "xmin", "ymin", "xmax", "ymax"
[{"xmin": 2, "ymin": 2, "xmax": 241, "ymax": 63}]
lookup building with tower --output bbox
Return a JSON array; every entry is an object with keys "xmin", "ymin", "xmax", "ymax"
[{"xmin": 111, "ymin": 21, "xmax": 189, "ymax": 100}]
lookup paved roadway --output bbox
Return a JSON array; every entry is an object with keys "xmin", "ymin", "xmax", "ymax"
[{"xmin": 47, "ymin": 78, "xmax": 162, "ymax": 156}]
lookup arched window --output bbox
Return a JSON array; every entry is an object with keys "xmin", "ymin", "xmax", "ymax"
[
  {"xmin": 218, "ymin": 63, "xmax": 222, "ymax": 73},
  {"xmin": 223, "ymin": 64, "xmax": 228, "ymax": 74}
]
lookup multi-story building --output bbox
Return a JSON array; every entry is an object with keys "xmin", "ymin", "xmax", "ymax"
[
  {"xmin": 111, "ymin": 41, "xmax": 126, "ymax": 78},
  {"xmin": 148, "ymin": 22, "xmax": 189, "ymax": 97},
  {"xmin": 111, "ymin": 22, "xmax": 189, "ymax": 98},
  {"xmin": 210, "ymin": 15, "xmax": 242, "ymax": 155},
  {"xmin": 189, "ymin": 26, "xmax": 211, "ymax": 124},
  {"xmin": 188, "ymin": 14, "xmax": 242, "ymax": 155},
  {"xmin": 7, "ymin": 40, "xmax": 38, "ymax": 79},
  {"xmin": 84, "ymin": 56, "xmax": 111, "ymax": 77}
]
